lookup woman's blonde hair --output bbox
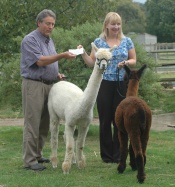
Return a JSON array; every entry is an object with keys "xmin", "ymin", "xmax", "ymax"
[{"xmin": 100, "ymin": 12, "xmax": 124, "ymax": 40}]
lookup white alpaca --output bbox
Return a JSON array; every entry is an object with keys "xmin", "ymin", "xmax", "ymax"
[{"xmin": 48, "ymin": 43, "xmax": 115, "ymax": 174}]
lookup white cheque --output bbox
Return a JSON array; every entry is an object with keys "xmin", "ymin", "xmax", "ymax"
[{"xmin": 69, "ymin": 48, "xmax": 84, "ymax": 55}]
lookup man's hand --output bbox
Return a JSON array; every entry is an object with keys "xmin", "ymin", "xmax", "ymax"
[
  {"xmin": 63, "ymin": 51, "xmax": 76, "ymax": 59},
  {"xmin": 58, "ymin": 73, "xmax": 66, "ymax": 81}
]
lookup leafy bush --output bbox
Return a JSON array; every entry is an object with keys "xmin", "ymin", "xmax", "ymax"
[
  {"xmin": 52, "ymin": 21, "xmax": 102, "ymax": 89},
  {"xmin": 0, "ymin": 54, "xmax": 22, "ymax": 111},
  {"xmin": 132, "ymin": 40, "xmax": 163, "ymax": 109},
  {"xmin": 0, "ymin": 21, "xmax": 162, "ymax": 113}
]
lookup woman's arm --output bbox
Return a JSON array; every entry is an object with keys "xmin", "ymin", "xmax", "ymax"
[
  {"xmin": 125, "ymin": 48, "xmax": 136, "ymax": 66},
  {"xmin": 118, "ymin": 48, "xmax": 136, "ymax": 68}
]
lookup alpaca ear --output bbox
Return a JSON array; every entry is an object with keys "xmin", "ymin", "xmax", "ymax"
[
  {"xmin": 91, "ymin": 42, "xmax": 98, "ymax": 52},
  {"xmin": 124, "ymin": 64, "xmax": 131, "ymax": 76},
  {"xmin": 109, "ymin": 45, "xmax": 116, "ymax": 52},
  {"xmin": 138, "ymin": 64, "xmax": 147, "ymax": 78}
]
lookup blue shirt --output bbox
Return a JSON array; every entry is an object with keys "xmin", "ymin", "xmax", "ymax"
[
  {"xmin": 94, "ymin": 37, "xmax": 134, "ymax": 81},
  {"xmin": 20, "ymin": 29, "xmax": 58, "ymax": 81}
]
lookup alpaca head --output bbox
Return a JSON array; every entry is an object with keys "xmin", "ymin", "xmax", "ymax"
[
  {"xmin": 124, "ymin": 64, "xmax": 147, "ymax": 96},
  {"xmin": 124, "ymin": 64, "xmax": 147, "ymax": 82},
  {"xmin": 91, "ymin": 42, "xmax": 115, "ymax": 70}
]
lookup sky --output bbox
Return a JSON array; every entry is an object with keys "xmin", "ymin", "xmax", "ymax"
[{"xmin": 133, "ymin": 0, "xmax": 147, "ymax": 3}]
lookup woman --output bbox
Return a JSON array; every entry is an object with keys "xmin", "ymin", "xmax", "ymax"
[{"xmin": 78, "ymin": 12, "xmax": 136, "ymax": 163}]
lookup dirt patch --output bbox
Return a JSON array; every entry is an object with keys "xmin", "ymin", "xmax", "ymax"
[
  {"xmin": 151, "ymin": 113, "xmax": 175, "ymax": 131},
  {"xmin": 0, "ymin": 113, "xmax": 175, "ymax": 131}
]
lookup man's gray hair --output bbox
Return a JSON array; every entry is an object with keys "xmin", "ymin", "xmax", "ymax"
[{"xmin": 36, "ymin": 9, "xmax": 56, "ymax": 26}]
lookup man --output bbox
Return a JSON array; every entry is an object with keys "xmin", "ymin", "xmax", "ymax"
[{"xmin": 20, "ymin": 9, "xmax": 76, "ymax": 171}]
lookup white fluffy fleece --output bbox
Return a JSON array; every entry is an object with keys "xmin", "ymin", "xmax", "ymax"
[{"xmin": 48, "ymin": 42, "xmax": 115, "ymax": 174}]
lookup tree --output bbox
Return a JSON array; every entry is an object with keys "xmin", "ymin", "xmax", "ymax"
[
  {"xmin": 0, "ymin": 0, "xmax": 151, "ymax": 112},
  {"xmin": 0, "ymin": 0, "xmax": 117, "ymax": 56},
  {"xmin": 145, "ymin": 0, "xmax": 175, "ymax": 42},
  {"xmin": 0, "ymin": 0, "xmax": 146, "ymax": 56},
  {"xmin": 116, "ymin": 0, "xmax": 146, "ymax": 33},
  {"xmin": 0, "ymin": 21, "xmax": 161, "ymax": 111}
]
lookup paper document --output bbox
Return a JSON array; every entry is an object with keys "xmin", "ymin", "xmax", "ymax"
[{"xmin": 69, "ymin": 48, "xmax": 84, "ymax": 55}]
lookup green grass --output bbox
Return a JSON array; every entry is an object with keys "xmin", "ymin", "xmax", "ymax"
[{"xmin": 0, "ymin": 125, "xmax": 175, "ymax": 187}]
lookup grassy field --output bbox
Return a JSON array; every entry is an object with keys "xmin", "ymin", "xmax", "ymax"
[{"xmin": 0, "ymin": 125, "xmax": 175, "ymax": 187}]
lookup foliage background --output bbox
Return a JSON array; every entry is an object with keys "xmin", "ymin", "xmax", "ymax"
[{"xmin": 1, "ymin": 0, "xmax": 175, "ymax": 113}]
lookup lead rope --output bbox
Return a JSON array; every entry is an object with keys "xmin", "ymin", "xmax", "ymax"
[{"xmin": 116, "ymin": 68, "xmax": 126, "ymax": 98}]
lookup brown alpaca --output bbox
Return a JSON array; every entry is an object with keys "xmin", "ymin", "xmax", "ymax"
[{"xmin": 115, "ymin": 64, "xmax": 152, "ymax": 183}]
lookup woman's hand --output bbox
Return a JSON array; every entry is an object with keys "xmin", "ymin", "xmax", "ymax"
[
  {"xmin": 118, "ymin": 61, "xmax": 125, "ymax": 68},
  {"xmin": 77, "ymin": 45, "xmax": 85, "ymax": 54}
]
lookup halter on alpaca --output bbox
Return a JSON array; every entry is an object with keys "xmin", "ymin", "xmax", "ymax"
[{"xmin": 92, "ymin": 42, "xmax": 113, "ymax": 70}]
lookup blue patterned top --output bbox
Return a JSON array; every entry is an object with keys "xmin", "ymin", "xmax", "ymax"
[{"xmin": 94, "ymin": 37, "xmax": 134, "ymax": 81}]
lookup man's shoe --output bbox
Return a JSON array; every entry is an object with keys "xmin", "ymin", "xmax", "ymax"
[
  {"xmin": 37, "ymin": 157, "xmax": 50, "ymax": 163},
  {"xmin": 25, "ymin": 163, "xmax": 46, "ymax": 171}
]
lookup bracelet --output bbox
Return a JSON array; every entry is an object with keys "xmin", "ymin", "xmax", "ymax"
[
  {"xmin": 123, "ymin": 60, "xmax": 129, "ymax": 65},
  {"xmin": 125, "ymin": 61, "xmax": 129, "ymax": 65}
]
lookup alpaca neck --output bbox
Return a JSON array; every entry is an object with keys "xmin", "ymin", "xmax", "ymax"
[
  {"xmin": 80, "ymin": 65, "xmax": 103, "ymax": 111},
  {"xmin": 126, "ymin": 80, "xmax": 139, "ymax": 97}
]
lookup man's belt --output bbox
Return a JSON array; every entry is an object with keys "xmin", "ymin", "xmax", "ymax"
[{"xmin": 26, "ymin": 78, "xmax": 58, "ymax": 85}]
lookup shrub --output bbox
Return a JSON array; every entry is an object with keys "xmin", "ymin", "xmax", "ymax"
[
  {"xmin": 0, "ymin": 22, "xmax": 162, "ymax": 113},
  {"xmin": 0, "ymin": 54, "xmax": 22, "ymax": 111},
  {"xmin": 52, "ymin": 21, "xmax": 102, "ymax": 89}
]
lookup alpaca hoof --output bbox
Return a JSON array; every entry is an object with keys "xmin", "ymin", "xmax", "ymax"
[
  {"xmin": 51, "ymin": 157, "xmax": 58, "ymax": 168},
  {"xmin": 131, "ymin": 167, "xmax": 137, "ymax": 171},
  {"xmin": 138, "ymin": 179, "xmax": 144, "ymax": 184},
  {"xmin": 52, "ymin": 165, "xmax": 57, "ymax": 169},
  {"xmin": 130, "ymin": 164, "xmax": 137, "ymax": 171},
  {"xmin": 72, "ymin": 153, "xmax": 76, "ymax": 164},
  {"xmin": 78, "ymin": 159, "xmax": 86, "ymax": 169},
  {"xmin": 63, "ymin": 171, "xmax": 69, "ymax": 174},
  {"xmin": 62, "ymin": 161, "xmax": 71, "ymax": 174},
  {"xmin": 137, "ymin": 174, "xmax": 146, "ymax": 183},
  {"xmin": 117, "ymin": 164, "xmax": 126, "ymax": 173},
  {"xmin": 72, "ymin": 159, "xmax": 76, "ymax": 164}
]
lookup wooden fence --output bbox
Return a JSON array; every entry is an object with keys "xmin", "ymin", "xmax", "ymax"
[
  {"xmin": 142, "ymin": 43, "xmax": 175, "ymax": 88},
  {"xmin": 143, "ymin": 43, "xmax": 175, "ymax": 53}
]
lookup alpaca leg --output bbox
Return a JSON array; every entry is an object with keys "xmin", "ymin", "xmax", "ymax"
[
  {"xmin": 141, "ymin": 121, "xmax": 151, "ymax": 167},
  {"xmin": 72, "ymin": 146, "xmax": 76, "ymax": 164},
  {"xmin": 141, "ymin": 129, "xmax": 149, "ymax": 167},
  {"xmin": 63, "ymin": 127, "xmax": 76, "ymax": 164},
  {"xmin": 50, "ymin": 119, "xmax": 59, "ymax": 168},
  {"xmin": 117, "ymin": 131, "xmax": 128, "ymax": 173},
  {"xmin": 135, "ymin": 155, "xmax": 145, "ymax": 183},
  {"xmin": 129, "ymin": 142, "xmax": 137, "ymax": 170},
  {"xmin": 141, "ymin": 134, "xmax": 149, "ymax": 167},
  {"xmin": 76, "ymin": 124, "xmax": 89, "ymax": 169},
  {"xmin": 130, "ymin": 134, "xmax": 146, "ymax": 183},
  {"xmin": 62, "ymin": 125, "xmax": 75, "ymax": 174}
]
